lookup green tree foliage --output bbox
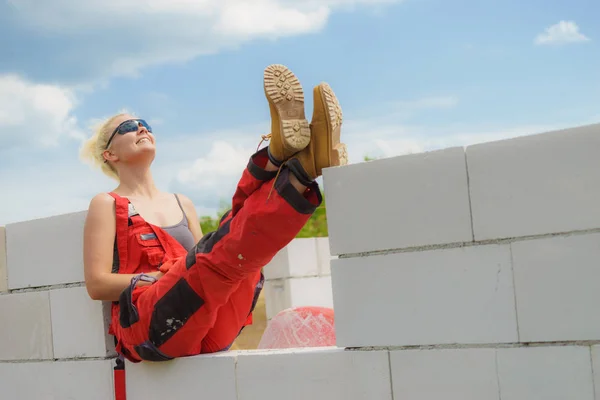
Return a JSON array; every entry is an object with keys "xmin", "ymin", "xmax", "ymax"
[
  {"xmin": 199, "ymin": 192, "xmax": 329, "ymax": 238},
  {"xmin": 199, "ymin": 200, "xmax": 230, "ymax": 234}
]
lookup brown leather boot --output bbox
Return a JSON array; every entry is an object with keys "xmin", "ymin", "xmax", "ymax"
[
  {"xmin": 287, "ymin": 82, "xmax": 347, "ymax": 184},
  {"xmin": 261, "ymin": 64, "xmax": 311, "ymax": 166}
]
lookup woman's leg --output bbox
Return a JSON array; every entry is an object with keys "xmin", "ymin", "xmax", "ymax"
[
  {"xmin": 197, "ymin": 81, "xmax": 347, "ymax": 355},
  {"xmin": 115, "ymin": 75, "xmax": 345, "ymax": 362},
  {"xmin": 117, "ymin": 166, "xmax": 320, "ymax": 360},
  {"xmin": 177, "ymin": 65, "xmax": 315, "ymax": 353},
  {"xmin": 230, "ymin": 64, "xmax": 310, "ymax": 216}
]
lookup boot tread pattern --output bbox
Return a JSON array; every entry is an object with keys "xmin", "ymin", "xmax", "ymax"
[
  {"xmin": 321, "ymin": 83, "xmax": 343, "ymax": 131},
  {"xmin": 264, "ymin": 64, "xmax": 310, "ymax": 151},
  {"xmin": 320, "ymin": 83, "xmax": 347, "ymax": 166},
  {"xmin": 264, "ymin": 64, "xmax": 306, "ymax": 104}
]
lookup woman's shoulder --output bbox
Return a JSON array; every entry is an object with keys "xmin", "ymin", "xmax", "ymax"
[
  {"xmin": 172, "ymin": 193, "xmax": 199, "ymax": 219},
  {"xmin": 173, "ymin": 192, "xmax": 194, "ymax": 206},
  {"xmin": 88, "ymin": 192, "xmax": 117, "ymax": 212}
]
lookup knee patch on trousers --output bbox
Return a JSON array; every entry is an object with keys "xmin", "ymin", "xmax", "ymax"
[{"xmin": 148, "ymin": 278, "xmax": 205, "ymax": 347}]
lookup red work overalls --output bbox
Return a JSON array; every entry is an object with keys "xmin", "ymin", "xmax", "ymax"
[{"xmin": 107, "ymin": 147, "xmax": 321, "ymax": 362}]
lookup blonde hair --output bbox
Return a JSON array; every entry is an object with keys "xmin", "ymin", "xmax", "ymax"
[{"xmin": 80, "ymin": 112, "xmax": 132, "ymax": 181}]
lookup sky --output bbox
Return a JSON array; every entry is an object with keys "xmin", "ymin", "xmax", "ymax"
[{"xmin": 0, "ymin": 0, "xmax": 598, "ymax": 225}]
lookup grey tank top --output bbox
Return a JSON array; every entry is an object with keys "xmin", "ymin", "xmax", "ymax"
[{"xmin": 160, "ymin": 194, "xmax": 196, "ymax": 251}]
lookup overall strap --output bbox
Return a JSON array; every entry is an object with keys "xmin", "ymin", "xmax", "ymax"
[{"xmin": 108, "ymin": 192, "xmax": 130, "ymax": 270}]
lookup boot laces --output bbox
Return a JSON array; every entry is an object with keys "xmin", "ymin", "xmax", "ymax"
[
  {"xmin": 267, "ymin": 160, "xmax": 286, "ymax": 201},
  {"xmin": 253, "ymin": 131, "xmax": 283, "ymax": 201},
  {"xmin": 256, "ymin": 133, "xmax": 272, "ymax": 152}
]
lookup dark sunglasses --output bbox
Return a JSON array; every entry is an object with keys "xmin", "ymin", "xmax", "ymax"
[{"xmin": 105, "ymin": 119, "xmax": 152, "ymax": 149}]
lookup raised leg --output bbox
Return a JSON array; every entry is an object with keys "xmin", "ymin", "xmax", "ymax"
[
  {"xmin": 112, "ymin": 68, "xmax": 347, "ymax": 362},
  {"xmin": 115, "ymin": 165, "xmax": 321, "ymax": 361}
]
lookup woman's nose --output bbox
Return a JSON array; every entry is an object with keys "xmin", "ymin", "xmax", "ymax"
[{"xmin": 137, "ymin": 122, "xmax": 148, "ymax": 133}]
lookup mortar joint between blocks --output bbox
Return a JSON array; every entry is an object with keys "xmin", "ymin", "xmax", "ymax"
[
  {"xmin": 495, "ymin": 349, "xmax": 503, "ymax": 400},
  {"xmin": 345, "ymin": 340, "xmax": 600, "ymax": 352},
  {"xmin": 1, "ymin": 281, "xmax": 86, "ymax": 295},
  {"xmin": 0, "ymin": 355, "xmax": 118, "ymax": 363},
  {"xmin": 508, "ymin": 244, "xmax": 521, "ymax": 343},
  {"xmin": 464, "ymin": 147, "xmax": 476, "ymax": 242},
  {"xmin": 337, "ymin": 227, "xmax": 600, "ymax": 259},
  {"xmin": 386, "ymin": 350, "xmax": 395, "ymax": 400},
  {"xmin": 590, "ymin": 347, "xmax": 597, "ymax": 400},
  {"xmin": 233, "ymin": 354, "xmax": 240, "ymax": 400},
  {"xmin": 264, "ymin": 273, "xmax": 330, "ymax": 283}
]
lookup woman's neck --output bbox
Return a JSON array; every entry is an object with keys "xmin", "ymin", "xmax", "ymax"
[{"xmin": 115, "ymin": 166, "xmax": 160, "ymax": 198}]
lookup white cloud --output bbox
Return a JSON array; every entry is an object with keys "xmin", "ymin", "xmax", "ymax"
[
  {"xmin": 0, "ymin": 74, "xmax": 83, "ymax": 148},
  {"xmin": 214, "ymin": 3, "xmax": 330, "ymax": 37},
  {"xmin": 7, "ymin": 0, "xmax": 403, "ymax": 83},
  {"xmin": 176, "ymin": 140, "xmax": 255, "ymax": 197},
  {"xmin": 534, "ymin": 21, "xmax": 590, "ymax": 46}
]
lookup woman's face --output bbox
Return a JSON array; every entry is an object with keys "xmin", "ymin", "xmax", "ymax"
[{"xmin": 104, "ymin": 114, "xmax": 156, "ymax": 164}]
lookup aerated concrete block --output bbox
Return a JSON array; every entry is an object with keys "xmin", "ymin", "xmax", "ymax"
[
  {"xmin": 50, "ymin": 286, "xmax": 116, "ymax": 359},
  {"xmin": 126, "ymin": 352, "xmax": 237, "ymax": 400},
  {"xmin": 263, "ymin": 238, "xmax": 319, "ymax": 280},
  {"xmin": 331, "ymin": 244, "xmax": 518, "ymax": 347},
  {"xmin": 496, "ymin": 346, "xmax": 595, "ymax": 400},
  {"xmin": 0, "ymin": 291, "xmax": 53, "ymax": 360},
  {"xmin": 390, "ymin": 348, "xmax": 500, "ymax": 400},
  {"xmin": 236, "ymin": 348, "xmax": 392, "ymax": 400},
  {"xmin": 511, "ymin": 232, "xmax": 600, "ymax": 342},
  {"xmin": 467, "ymin": 123, "xmax": 600, "ymax": 241},
  {"xmin": 592, "ymin": 346, "xmax": 600, "ymax": 400},
  {"xmin": 323, "ymin": 147, "xmax": 473, "ymax": 255},
  {"xmin": 0, "ymin": 359, "xmax": 114, "ymax": 399},
  {"xmin": 264, "ymin": 276, "xmax": 333, "ymax": 320},
  {"xmin": 316, "ymin": 237, "xmax": 332, "ymax": 276},
  {"xmin": 6, "ymin": 211, "xmax": 87, "ymax": 289}
]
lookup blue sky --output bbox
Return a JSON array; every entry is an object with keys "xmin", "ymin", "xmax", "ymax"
[{"xmin": 0, "ymin": 0, "xmax": 598, "ymax": 225}]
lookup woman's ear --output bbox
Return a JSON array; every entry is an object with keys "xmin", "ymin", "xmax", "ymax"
[{"xmin": 103, "ymin": 149, "xmax": 117, "ymax": 163}]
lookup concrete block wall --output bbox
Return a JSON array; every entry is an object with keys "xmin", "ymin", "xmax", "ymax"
[
  {"xmin": 323, "ymin": 122, "xmax": 600, "ymax": 397},
  {"xmin": 128, "ymin": 122, "xmax": 600, "ymax": 399},
  {"xmin": 0, "ymin": 212, "xmax": 116, "ymax": 398},
  {"xmin": 1, "ymin": 123, "xmax": 599, "ymax": 399},
  {"xmin": 262, "ymin": 237, "xmax": 334, "ymax": 319},
  {"xmin": 126, "ymin": 348, "xmax": 393, "ymax": 400},
  {"xmin": 125, "ymin": 344, "xmax": 600, "ymax": 399}
]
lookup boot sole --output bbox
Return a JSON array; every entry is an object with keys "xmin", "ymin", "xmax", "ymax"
[
  {"xmin": 264, "ymin": 64, "xmax": 311, "ymax": 155},
  {"xmin": 318, "ymin": 83, "xmax": 348, "ymax": 167}
]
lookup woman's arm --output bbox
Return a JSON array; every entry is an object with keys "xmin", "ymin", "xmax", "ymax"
[
  {"xmin": 177, "ymin": 193, "xmax": 204, "ymax": 243},
  {"xmin": 83, "ymin": 193, "xmax": 159, "ymax": 302}
]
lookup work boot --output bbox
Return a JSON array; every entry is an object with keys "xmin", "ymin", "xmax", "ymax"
[
  {"xmin": 287, "ymin": 82, "xmax": 348, "ymax": 185},
  {"xmin": 261, "ymin": 64, "xmax": 311, "ymax": 166}
]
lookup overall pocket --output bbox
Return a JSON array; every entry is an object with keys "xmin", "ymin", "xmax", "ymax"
[{"xmin": 135, "ymin": 232, "xmax": 166, "ymax": 268}]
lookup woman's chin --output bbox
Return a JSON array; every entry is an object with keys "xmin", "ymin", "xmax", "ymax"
[{"xmin": 128, "ymin": 148, "xmax": 156, "ymax": 164}]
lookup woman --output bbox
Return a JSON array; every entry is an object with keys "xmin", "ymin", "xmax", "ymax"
[{"xmin": 80, "ymin": 64, "xmax": 346, "ymax": 362}]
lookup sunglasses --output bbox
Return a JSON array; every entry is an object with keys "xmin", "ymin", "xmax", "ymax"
[{"xmin": 105, "ymin": 119, "xmax": 152, "ymax": 149}]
